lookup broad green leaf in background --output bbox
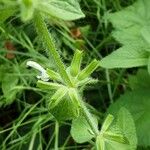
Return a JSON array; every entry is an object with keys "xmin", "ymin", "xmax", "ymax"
[
  {"xmin": 107, "ymin": 90, "xmax": 150, "ymax": 147},
  {"xmin": 116, "ymin": 108, "xmax": 137, "ymax": 150},
  {"xmin": 101, "ymin": 0, "xmax": 150, "ymax": 72},
  {"xmin": 107, "ymin": 8, "xmax": 139, "ymax": 29},
  {"xmin": 141, "ymin": 26, "xmax": 150, "ymax": 46},
  {"xmin": 128, "ymin": 69, "xmax": 150, "ymax": 90},
  {"xmin": 38, "ymin": 0, "xmax": 85, "ymax": 21},
  {"xmin": 107, "ymin": 0, "xmax": 150, "ymax": 29},
  {"xmin": 0, "ymin": 63, "xmax": 33, "ymax": 106},
  {"xmin": 96, "ymin": 108, "xmax": 137, "ymax": 150},
  {"xmin": 19, "ymin": 0, "xmax": 85, "ymax": 21},
  {"xmin": 100, "ymin": 45, "xmax": 149, "ymax": 69},
  {"xmin": 112, "ymin": 25, "xmax": 143, "ymax": 46},
  {"xmin": 71, "ymin": 115, "xmax": 98, "ymax": 143}
]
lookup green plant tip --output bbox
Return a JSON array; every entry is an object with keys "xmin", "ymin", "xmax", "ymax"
[
  {"xmin": 101, "ymin": 114, "xmax": 114, "ymax": 132},
  {"xmin": 77, "ymin": 59, "xmax": 99, "ymax": 81},
  {"xmin": 37, "ymin": 80, "xmax": 62, "ymax": 90},
  {"xmin": 46, "ymin": 68, "xmax": 62, "ymax": 82},
  {"xmin": 70, "ymin": 49, "xmax": 83, "ymax": 77}
]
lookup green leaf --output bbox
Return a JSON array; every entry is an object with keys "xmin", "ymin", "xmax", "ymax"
[
  {"xmin": 100, "ymin": 45, "xmax": 149, "ymax": 69},
  {"xmin": 2, "ymin": 74, "xmax": 19, "ymax": 105},
  {"xmin": 116, "ymin": 108, "xmax": 137, "ymax": 150},
  {"xmin": 101, "ymin": 0, "xmax": 150, "ymax": 72},
  {"xmin": 107, "ymin": 90, "xmax": 150, "ymax": 147},
  {"xmin": 147, "ymin": 57, "xmax": 150, "ymax": 74},
  {"xmin": 128, "ymin": 69, "xmax": 150, "ymax": 90},
  {"xmin": 20, "ymin": 0, "xmax": 37, "ymax": 22},
  {"xmin": 101, "ymin": 114, "xmax": 114, "ymax": 132},
  {"xmin": 38, "ymin": 0, "xmax": 85, "ymax": 21},
  {"xmin": 107, "ymin": 0, "xmax": 150, "ymax": 29},
  {"xmin": 112, "ymin": 25, "xmax": 143, "ymax": 46},
  {"xmin": 97, "ymin": 108, "xmax": 137, "ymax": 150},
  {"xmin": 71, "ymin": 115, "xmax": 98, "ymax": 143},
  {"xmin": 103, "ymin": 132, "xmax": 129, "ymax": 145},
  {"xmin": 141, "ymin": 26, "xmax": 150, "ymax": 46}
]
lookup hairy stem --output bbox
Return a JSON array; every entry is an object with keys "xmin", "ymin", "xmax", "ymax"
[
  {"xmin": 33, "ymin": 11, "xmax": 99, "ymax": 139},
  {"xmin": 78, "ymin": 95, "xmax": 99, "ymax": 136},
  {"xmin": 33, "ymin": 12, "xmax": 73, "ymax": 87}
]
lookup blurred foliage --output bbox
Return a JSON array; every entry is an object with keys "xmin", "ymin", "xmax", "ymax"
[{"xmin": 0, "ymin": 0, "xmax": 150, "ymax": 149}]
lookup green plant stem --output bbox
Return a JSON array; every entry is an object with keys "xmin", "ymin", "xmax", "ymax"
[
  {"xmin": 33, "ymin": 10, "xmax": 99, "ymax": 140},
  {"xmin": 55, "ymin": 121, "xmax": 59, "ymax": 150},
  {"xmin": 33, "ymin": 11, "xmax": 73, "ymax": 87},
  {"xmin": 105, "ymin": 69, "xmax": 113, "ymax": 104},
  {"xmin": 78, "ymin": 95, "xmax": 99, "ymax": 136},
  {"xmin": 28, "ymin": 132, "xmax": 36, "ymax": 150}
]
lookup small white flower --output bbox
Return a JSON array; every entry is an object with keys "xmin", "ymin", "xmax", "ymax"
[{"xmin": 26, "ymin": 61, "xmax": 49, "ymax": 81}]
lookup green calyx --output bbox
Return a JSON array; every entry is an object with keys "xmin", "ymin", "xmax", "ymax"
[
  {"xmin": 70, "ymin": 49, "xmax": 83, "ymax": 77},
  {"xmin": 37, "ymin": 49, "xmax": 99, "ymax": 112},
  {"xmin": 77, "ymin": 59, "xmax": 99, "ymax": 81}
]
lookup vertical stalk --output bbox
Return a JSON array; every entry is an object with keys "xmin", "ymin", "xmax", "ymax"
[
  {"xmin": 28, "ymin": 133, "xmax": 36, "ymax": 150},
  {"xmin": 33, "ymin": 11, "xmax": 99, "ymax": 139},
  {"xmin": 33, "ymin": 11, "xmax": 73, "ymax": 87},
  {"xmin": 105, "ymin": 69, "xmax": 113, "ymax": 104},
  {"xmin": 55, "ymin": 121, "xmax": 59, "ymax": 150},
  {"xmin": 78, "ymin": 95, "xmax": 99, "ymax": 136}
]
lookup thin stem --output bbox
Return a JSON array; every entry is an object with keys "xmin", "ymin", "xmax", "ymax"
[
  {"xmin": 78, "ymin": 95, "xmax": 99, "ymax": 136},
  {"xmin": 33, "ymin": 9, "xmax": 99, "ymax": 142},
  {"xmin": 33, "ymin": 11, "xmax": 73, "ymax": 87},
  {"xmin": 61, "ymin": 135, "xmax": 71, "ymax": 150},
  {"xmin": 28, "ymin": 133, "xmax": 36, "ymax": 150},
  {"xmin": 55, "ymin": 121, "xmax": 59, "ymax": 150},
  {"xmin": 112, "ymin": 69, "xmax": 125, "ymax": 98},
  {"xmin": 105, "ymin": 69, "xmax": 113, "ymax": 104}
]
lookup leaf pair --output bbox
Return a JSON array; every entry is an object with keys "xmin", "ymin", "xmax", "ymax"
[
  {"xmin": 69, "ymin": 50, "xmax": 99, "ymax": 86},
  {"xmin": 107, "ymin": 88, "xmax": 150, "ymax": 147},
  {"xmin": 71, "ymin": 107, "xmax": 137, "ymax": 150},
  {"xmin": 96, "ymin": 108, "xmax": 137, "ymax": 150}
]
